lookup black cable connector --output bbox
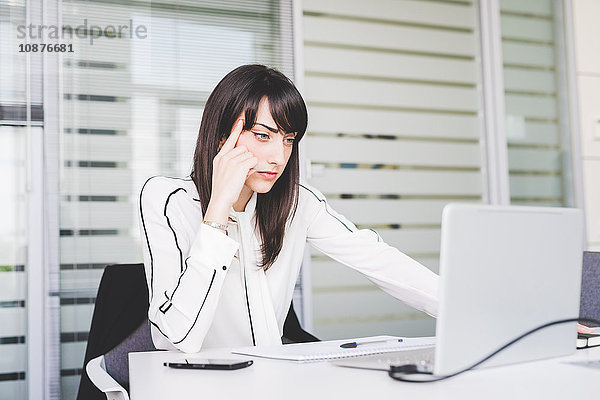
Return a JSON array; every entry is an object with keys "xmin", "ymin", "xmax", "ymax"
[{"xmin": 388, "ymin": 317, "xmax": 600, "ymax": 383}]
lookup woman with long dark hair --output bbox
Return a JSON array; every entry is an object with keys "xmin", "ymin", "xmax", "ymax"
[{"xmin": 139, "ymin": 64, "xmax": 438, "ymax": 353}]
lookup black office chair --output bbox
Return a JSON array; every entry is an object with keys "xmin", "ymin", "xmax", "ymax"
[
  {"xmin": 77, "ymin": 263, "xmax": 318, "ymax": 400},
  {"xmin": 77, "ymin": 263, "xmax": 152, "ymax": 400},
  {"xmin": 580, "ymin": 251, "xmax": 600, "ymax": 324}
]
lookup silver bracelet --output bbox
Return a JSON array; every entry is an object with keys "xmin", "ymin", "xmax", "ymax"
[{"xmin": 203, "ymin": 220, "xmax": 227, "ymax": 233}]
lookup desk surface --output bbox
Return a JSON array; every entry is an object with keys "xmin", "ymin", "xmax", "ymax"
[{"xmin": 129, "ymin": 346, "xmax": 600, "ymax": 400}]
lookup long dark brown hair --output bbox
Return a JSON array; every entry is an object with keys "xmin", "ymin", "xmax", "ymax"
[{"xmin": 191, "ymin": 64, "xmax": 308, "ymax": 270}]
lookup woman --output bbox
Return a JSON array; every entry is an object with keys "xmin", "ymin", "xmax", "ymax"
[{"xmin": 138, "ymin": 64, "xmax": 438, "ymax": 353}]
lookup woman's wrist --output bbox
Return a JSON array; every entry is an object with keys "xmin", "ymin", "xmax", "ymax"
[
  {"xmin": 204, "ymin": 198, "xmax": 230, "ymax": 226},
  {"xmin": 203, "ymin": 220, "xmax": 227, "ymax": 234}
]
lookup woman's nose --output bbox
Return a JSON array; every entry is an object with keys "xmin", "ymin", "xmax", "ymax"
[{"xmin": 268, "ymin": 140, "xmax": 286, "ymax": 165}]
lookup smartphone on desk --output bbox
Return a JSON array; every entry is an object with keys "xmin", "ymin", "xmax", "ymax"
[{"xmin": 164, "ymin": 358, "xmax": 253, "ymax": 370}]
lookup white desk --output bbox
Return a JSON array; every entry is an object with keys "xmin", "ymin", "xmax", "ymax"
[{"xmin": 129, "ymin": 346, "xmax": 600, "ymax": 400}]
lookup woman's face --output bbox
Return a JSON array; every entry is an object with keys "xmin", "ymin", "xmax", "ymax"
[{"xmin": 236, "ymin": 97, "xmax": 297, "ymax": 194}]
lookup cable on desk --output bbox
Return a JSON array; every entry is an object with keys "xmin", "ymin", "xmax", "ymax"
[{"xmin": 388, "ymin": 317, "xmax": 600, "ymax": 383}]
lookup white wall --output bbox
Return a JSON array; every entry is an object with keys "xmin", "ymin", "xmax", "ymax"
[{"xmin": 572, "ymin": 0, "xmax": 600, "ymax": 251}]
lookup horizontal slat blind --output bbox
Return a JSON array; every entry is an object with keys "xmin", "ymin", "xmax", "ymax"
[
  {"xmin": 303, "ymin": 16, "xmax": 477, "ymax": 56},
  {"xmin": 500, "ymin": 0, "xmax": 572, "ymax": 206},
  {"xmin": 307, "ymin": 106, "xmax": 480, "ymax": 139},
  {"xmin": 59, "ymin": 1, "xmax": 294, "ymax": 397},
  {"xmin": 309, "ymin": 168, "xmax": 482, "ymax": 196},
  {"xmin": 0, "ymin": 126, "xmax": 28, "ymax": 399},
  {"xmin": 0, "ymin": 124, "xmax": 28, "ymax": 400},
  {"xmin": 307, "ymin": 137, "xmax": 482, "ymax": 167},
  {"xmin": 1, "ymin": 3, "xmax": 31, "ymax": 398},
  {"xmin": 302, "ymin": 0, "xmax": 485, "ymax": 340}
]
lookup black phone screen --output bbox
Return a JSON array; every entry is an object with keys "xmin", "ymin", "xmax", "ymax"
[{"xmin": 163, "ymin": 358, "xmax": 253, "ymax": 370}]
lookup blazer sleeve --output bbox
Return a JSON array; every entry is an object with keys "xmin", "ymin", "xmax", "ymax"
[
  {"xmin": 301, "ymin": 183, "xmax": 439, "ymax": 317},
  {"xmin": 138, "ymin": 177, "xmax": 239, "ymax": 353}
]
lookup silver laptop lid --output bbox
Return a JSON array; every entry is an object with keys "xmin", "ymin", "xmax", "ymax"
[{"xmin": 435, "ymin": 204, "xmax": 584, "ymax": 376}]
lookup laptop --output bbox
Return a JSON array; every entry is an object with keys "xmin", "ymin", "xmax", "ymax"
[{"xmin": 334, "ymin": 203, "xmax": 584, "ymax": 376}]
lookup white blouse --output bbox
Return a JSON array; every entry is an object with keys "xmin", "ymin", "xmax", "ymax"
[{"xmin": 138, "ymin": 176, "xmax": 438, "ymax": 353}]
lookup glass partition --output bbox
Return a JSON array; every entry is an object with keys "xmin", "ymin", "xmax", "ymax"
[
  {"xmin": 500, "ymin": 0, "xmax": 575, "ymax": 206},
  {"xmin": 58, "ymin": 1, "xmax": 294, "ymax": 397}
]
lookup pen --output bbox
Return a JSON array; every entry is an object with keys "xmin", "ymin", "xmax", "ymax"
[{"xmin": 340, "ymin": 338, "xmax": 403, "ymax": 349}]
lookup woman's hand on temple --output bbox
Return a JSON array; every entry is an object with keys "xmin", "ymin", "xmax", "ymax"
[{"xmin": 204, "ymin": 119, "xmax": 257, "ymax": 224}]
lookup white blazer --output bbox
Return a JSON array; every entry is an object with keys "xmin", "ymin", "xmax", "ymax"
[{"xmin": 138, "ymin": 176, "xmax": 438, "ymax": 353}]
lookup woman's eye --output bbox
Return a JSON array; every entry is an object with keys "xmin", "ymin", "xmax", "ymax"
[
  {"xmin": 284, "ymin": 137, "xmax": 295, "ymax": 145},
  {"xmin": 252, "ymin": 131, "xmax": 270, "ymax": 141}
]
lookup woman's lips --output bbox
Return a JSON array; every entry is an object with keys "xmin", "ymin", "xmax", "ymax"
[{"xmin": 257, "ymin": 171, "xmax": 277, "ymax": 180}]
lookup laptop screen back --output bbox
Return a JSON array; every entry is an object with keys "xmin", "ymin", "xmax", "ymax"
[{"xmin": 434, "ymin": 204, "xmax": 584, "ymax": 376}]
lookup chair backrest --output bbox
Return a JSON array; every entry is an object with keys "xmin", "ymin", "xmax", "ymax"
[
  {"xmin": 282, "ymin": 302, "xmax": 319, "ymax": 343},
  {"xmin": 104, "ymin": 319, "xmax": 156, "ymax": 391},
  {"xmin": 580, "ymin": 251, "xmax": 600, "ymax": 325},
  {"xmin": 77, "ymin": 263, "xmax": 151, "ymax": 400}
]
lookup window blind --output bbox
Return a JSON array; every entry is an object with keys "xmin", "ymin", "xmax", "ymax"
[
  {"xmin": 59, "ymin": 1, "xmax": 294, "ymax": 397},
  {"xmin": 1, "ymin": 0, "xmax": 36, "ymax": 398},
  {"xmin": 0, "ymin": 127, "xmax": 29, "ymax": 400},
  {"xmin": 302, "ymin": 0, "xmax": 485, "ymax": 339}
]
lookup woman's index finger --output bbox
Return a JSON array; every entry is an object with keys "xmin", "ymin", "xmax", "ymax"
[{"xmin": 222, "ymin": 119, "xmax": 244, "ymax": 151}]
